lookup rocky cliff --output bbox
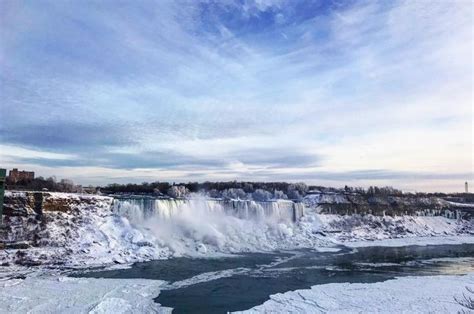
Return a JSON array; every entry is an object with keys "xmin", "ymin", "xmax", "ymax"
[
  {"xmin": 303, "ymin": 192, "xmax": 474, "ymax": 218},
  {"xmin": 1, "ymin": 191, "xmax": 112, "ymax": 245},
  {"xmin": 0, "ymin": 191, "xmax": 166, "ymax": 267}
]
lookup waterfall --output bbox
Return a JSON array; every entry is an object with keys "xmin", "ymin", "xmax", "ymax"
[
  {"xmin": 112, "ymin": 197, "xmax": 305, "ymax": 255},
  {"xmin": 113, "ymin": 198, "xmax": 304, "ymax": 225}
]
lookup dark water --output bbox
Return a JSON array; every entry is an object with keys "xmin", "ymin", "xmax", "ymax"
[{"xmin": 73, "ymin": 244, "xmax": 474, "ymax": 313}]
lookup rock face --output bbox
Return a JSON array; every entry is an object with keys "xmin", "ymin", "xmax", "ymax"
[
  {"xmin": 0, "ymin": 192, "xmax": 109, "ymax": 266},
  {"xmin": 1, "ymin": 192, "xmax": 108, "ymax": 245},
  {"xmin": 0, "ymin": 191, "xmax": 167, "ymax": 267},
  {"xmin": 303, "ymin": 192, "xmax": 474, "ymax": 218}
]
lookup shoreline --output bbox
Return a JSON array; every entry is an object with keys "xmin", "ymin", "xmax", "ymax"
[{"xmin": 237, "ymin": 273, "xmax": 474, "ymax": 313}]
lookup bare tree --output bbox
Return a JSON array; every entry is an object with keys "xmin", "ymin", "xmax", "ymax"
[
  {"xmin": 252, "ymin": 189, "xmax": 272, "ymax": 201},
  {"xmin": 167, "ymin": 185, "xmax": 188, "ymax": 198},
  {"xmin": 455, "ymin": 286, "xmax": 474, "ymax": 313}
]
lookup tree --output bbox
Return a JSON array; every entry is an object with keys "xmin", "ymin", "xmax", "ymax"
[
  {"xmin": 287, "ymin": 189, "xmax": 302, "ymax": 200},
  {"xmin": 273, "ymin": 190, "xmax": 288, "ymax": 200},
  {"xmin": 222, "ymin": 188, "xmax": 247, "ymax": 200},
  {"xmin": 243, "ymin": 182, "xmax": 254, "ymax": 193},
  {"xmin": 252, "ymin": 189, "xmax": 272, "ymax": 201},
  {"xmin": 59, "ymin": 179, "xmax": 75, "ymax": 192},
  {"xmin": 207, "ymin": 189, "xmax": 221, "ymax": 198},
  {"xmin": 167, "ymin": 185, "xmax": 188, "ymax": 198},
  {"xmin": 455, "ymin": 286, "xmax": 474, "ymax": 312}
]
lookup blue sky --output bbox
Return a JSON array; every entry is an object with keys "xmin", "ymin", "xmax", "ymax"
[{"xmin": 0, "ymin": 0, "xmax": 472, "ymax": 192}]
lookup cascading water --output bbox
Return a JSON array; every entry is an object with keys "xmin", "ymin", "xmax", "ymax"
[
  {"xmin": 113, "ymin": 198, "xmax": 304, "ymax": 225},
  {"xmin": 112, "ymin": 197, "xmax": 306, "ymax": 255}
]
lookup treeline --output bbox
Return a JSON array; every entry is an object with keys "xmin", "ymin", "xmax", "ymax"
[
  {"xmin": 8, "ymin": 177, "xmax": 471, "ymax": 203},
  {"xmin": 100, "ymin": 181, "xmax": 410, "ymax": 201},
  {"xmin": 103, "ymin": 182, "xmax": 172, "ymax": 195},
  {"xmin": 6, "ymin": 176, "xmax": 82, "ymax": 193},
  {"xmin": 204, "ymin": 182, "xmax": 309, "ymax": 201},
  {"xmin": 101, "ymin": 181, "xmax": 310, "ymax": 200}
]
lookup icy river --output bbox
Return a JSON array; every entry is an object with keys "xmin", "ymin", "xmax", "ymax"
[
  {"xmin": 73, "ymin": 243, "xmax": 474, "ymax": 313},
  {"xmin": 1, "ymin": 193, "xmax": 473, "ymax": 313}
]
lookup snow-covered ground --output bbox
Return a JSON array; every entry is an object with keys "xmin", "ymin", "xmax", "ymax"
[
  {"xmin": 237, "ymin": 273, "xmax": 474, "ymax": 313},
  {"xmin": 0, "ymin": 273, "xmax": 472, "ymax": 313},
  {"xmin": 313, "ymin": 212, "xmax": 473, "ymax": 242},
  {"xmin": 1, "ymin": 191, "xmax": 171, "ymax": 267},
  {"xmin": 345, "ymin": 234, "xmax": 474, "ymax": 248},
  {"xmin": 0, "ymin": 276, "xmax": 170, "ymax": 313}
]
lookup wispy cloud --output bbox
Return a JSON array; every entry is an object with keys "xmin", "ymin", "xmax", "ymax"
[{"xmin": 0, "ymin": 0, "xmax": 471, "ymax": 191}]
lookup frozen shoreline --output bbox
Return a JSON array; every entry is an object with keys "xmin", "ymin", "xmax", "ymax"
[
  {"xmin": 237, "ymin": 273, "xmax": 474, "ymax": 313},
  {"xmin": 0, "ymin": 276, "xmax": 171, "ymax": 313},
  {"xmin": 0, "ymin": 271, "xmax": 472, "ymax": 313},
  {"xmin": 342, "ymin": 234, "xmax": 474, "ymax": 248}
]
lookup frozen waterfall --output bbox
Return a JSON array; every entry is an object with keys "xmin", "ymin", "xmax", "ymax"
[
  {"xmin": 112, "ymin": 197, "xmax": 306, "ymax": 255},
  {"xmin": 113, "ymin": 198, "xmax": 304, "ymax": 225}
]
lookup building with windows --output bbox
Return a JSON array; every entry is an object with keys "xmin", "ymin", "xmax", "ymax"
[{"xmin": 7, "ymin": 168, "xmax": 35, "ymax": 184}]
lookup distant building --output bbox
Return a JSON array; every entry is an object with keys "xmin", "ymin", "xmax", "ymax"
[
  {"xmin": 8, "ymin": 168, "xmax": 35, "ymax": 184},
  {"xmin": 466, "ymin": 182, "xmax": 469, "ymax": 193}
]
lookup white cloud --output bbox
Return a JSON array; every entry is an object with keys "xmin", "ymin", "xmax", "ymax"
[
  {"xmin": 0, "ymin": 0, "xmax": 471, "ymax": 192},
  {"xmin": 0, "ymin": 145, "xmax": 76, "ymax": 161}
]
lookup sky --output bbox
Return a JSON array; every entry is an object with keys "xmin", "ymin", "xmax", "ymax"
[{"xmin": 0, "ymin": 0, "xmax": 472, "ymax": 192}]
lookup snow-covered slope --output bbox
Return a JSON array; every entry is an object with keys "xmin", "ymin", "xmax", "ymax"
[
  {"xmin": 0, "ymin": 191, "xmax": 170, "ymax": 267},
  {"xmin": 311, "ymin": 211, "xmax": 473, "ymax": 242},
  {"xmin": 304, "ymin": 191, "xmax": 474, "ymax": 217}
]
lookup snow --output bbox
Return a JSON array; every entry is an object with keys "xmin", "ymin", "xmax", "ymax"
[
  {"xmin": 346, "ymin": 235, "xmax": 474, "ymax": 248},
  {"xmin": 0, "ymin": 276, "xmax": 170, "ymax": 313},
  {"xmin": 3, "ymin": 272, "xmax": 471, "ymax": 313},
  {"xmin": 163, "ymin": 268, "xmax": 251, "ymax": 290},
  {"xmin": 313, "ymin": 247, "xmax": 342, "ymax": 252},
  {"xmin": 1, "ymin": 192, "xmax": 473, "ymax": 313},
  {"xmin": 110, "ymin": 198, "xmax": 473, "ymax": 258},
  {"xmin": 1, "ymin": 192, "xmax": 473, "ymax": 268},
  {"xmin": 303, "ymin": 193, "xmax": 350, "ymax": 207},
  {"xmin": 237, "ymin": 273, "xmax": 474, "ymax": 313},
  {"xmin": 112, "ymin": 197, "xmax": 333, "ymax": 257},
  {"xmin": 310, "ymin": 211, "xmax": 473, "ymax": 243},
  {"xmin": 0, "ymin": 192, "xmax": 172, "ymax": 267}
]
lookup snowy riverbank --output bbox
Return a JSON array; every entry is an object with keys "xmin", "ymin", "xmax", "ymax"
[
  {"xmin": 0, "ymin": 276, "xmax": 170, "ymax": 313},
  {"xmin": 344, "ymin": 234, "xmax": 474, "ymax": 248},
  {"xmin": 237, "ymin": 273, "xmax": 474, "ymax": 313},
  {"xmin": 0, "ymin": 272, "xmax": 472, "ymax": 313}
]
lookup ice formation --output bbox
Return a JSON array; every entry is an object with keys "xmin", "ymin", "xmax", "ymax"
[
  {"xmin": 0, "ymin": 191, "xmax": 472, "ymax": 267},
  {"xmin": 112, "ymin": 197, "xmax": 314, "ymax": 256},
  {"xmin": 0, "ymin": 276, "xmax": 170, "ymax": 313},
  {"xmin": 237, "ymin": 273, "xmax": 474, "ymax": 313}
]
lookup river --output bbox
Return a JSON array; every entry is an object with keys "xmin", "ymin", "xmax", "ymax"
[{"xmin": 73, "ymin": 243, "xmax": 474, "ymax": 313}]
